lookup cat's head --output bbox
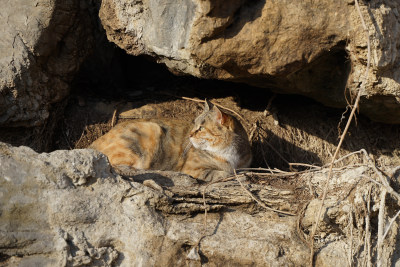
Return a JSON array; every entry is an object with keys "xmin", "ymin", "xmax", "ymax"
[{"xmin": 189, "ymin": 100, "xmax": 250, "ymax": 164}]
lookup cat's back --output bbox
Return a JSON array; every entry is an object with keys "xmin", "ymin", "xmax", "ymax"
[{"xmin": 90, "ymin": 118, "xmax": 192, "ymax": 169}]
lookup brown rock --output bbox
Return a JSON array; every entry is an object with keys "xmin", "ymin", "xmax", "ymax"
[{"xmin": 100, "ymin": 0, "xmax": 400, "ymax": 123}]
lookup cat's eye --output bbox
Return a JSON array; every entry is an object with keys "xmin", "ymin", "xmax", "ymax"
[{"xmin": 198, "ymin": 126, "xmax": 204, "ymax": 131}]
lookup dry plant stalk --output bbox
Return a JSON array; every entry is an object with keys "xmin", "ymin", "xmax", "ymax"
[
  {"xmin": 377, "ymin": 189, "xmax": 387, "ymax": 267},
  {"xmin": 308, "ymin": 0, "xmax": 371, "ymax": 265},
  {"xmin": 382, "ymin": 209, "xmax": 400, "ymax": 241},
  {"xmin": 365, "ymin": 186, "xmax": 372, "ymax": 267},
  {"xmin": 347, "ymin": 205, "xmax": 354, "ymax": 267},
  {"xmin": 111, "ymin": 109, "xmax": 118, "ymax": 127}
]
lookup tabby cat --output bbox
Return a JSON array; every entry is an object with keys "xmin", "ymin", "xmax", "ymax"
[{"xmin": 90, "ymin": 101, "xmax": 252, "ymax": 181}]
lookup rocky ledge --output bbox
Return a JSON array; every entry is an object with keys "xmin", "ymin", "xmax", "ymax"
[{"xmin": 1, "ymin": 142, "xmax": 399, "ymax": 266}]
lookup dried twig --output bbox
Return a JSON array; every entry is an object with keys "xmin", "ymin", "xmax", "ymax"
[
  {"xmin": 365, "ymin": 186, "xmax": 372, "ymax": 267},
  {"xmin": 321, "ymin": 150, "xmax": 364, "ymax": 168},
  {"xmin": 377, "ymin": 189, "xmax": 387, "ymax": 267},
  {"xmin": 308, "ymin": 1, "xmax": 371, "ymax": 265},
  {"xmin": 360, "ymin": 149, "xmax": 400, "ymax": 203},
  {"xmin": 235, "ymin": 164, "xmax": 365, "ymax": 179},
  {"xmin": 236, "ymin": 167, "xmax": 294, "ymax": 174},
  {"xmin": 289, "ymin": 163, "xmax": 321, "ymax": 170},
  {"xmin": 362, "ymin": 175, "xmax": 384, "ymax": 187},
  {"xmin": 111, "ymin": 108, "xmax": 118, "ymax": 127},
  {"xmin": 233, "ymin": 169, "xmax": 296, "ymax": 216},
  {"xmin": 348, "ymin": 205, "xmax": 354, "ymax": 267},
  {"xmin": 382, "ymin": 209, "xmax": 400, "ymax": 241},
  {"xmin": 248, "ymin": 122, "xmax": 258, "ymax": 142}
]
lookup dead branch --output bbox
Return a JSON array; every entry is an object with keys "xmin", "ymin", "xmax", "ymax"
[
  {"xmin": 365, "ymin": 186, "xmax": 372, "ymax": 267},
  {"xmin": 382, "ymin": 209, "xmax": 400, "ymax": 241},
  {"xmin": 233, "ymin": 169, "xmax": 296, "ymax": 216},
  {"xmin": 321, "ymin": 150, "xmax": 364, "ymax": 168},
  {"xmin": 360, "ymin": 149, "xmax": 400, "ymax": 203},
  {"xmin": 348, "ymin": 205, "xmax": 354, "ymax": 267},
  {"xmin": 289, "ymin": 163, "xmax": 321, "ymax": 170}
]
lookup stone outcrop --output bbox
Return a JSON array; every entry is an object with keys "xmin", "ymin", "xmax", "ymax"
[
  {"xmin": 0, "ymin": 0, "xmax": 93, "ymax": 126},
  {"xmin": 100, "ymin": 0, "xmax": 400, "ymax": 123},
  {"xmin": 1, "ymin": 0, "xmax": 399, "ymax": 125},
  {"xmin": 1, "ymin": 142, "xmax": 398, "ymax": 266}
]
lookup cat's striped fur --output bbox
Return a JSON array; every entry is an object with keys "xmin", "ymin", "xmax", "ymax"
[{"xmin": 90, "ymin": 101, "xmax": 252, "ymax": 181}]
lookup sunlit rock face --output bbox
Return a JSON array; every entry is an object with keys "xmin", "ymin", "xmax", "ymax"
[
  {"xmin": 100, "ymin": 0, "xmax": 400, "ymax": 123},
  {"xmin": 0, "ymin": 0, "xmax": 93, "ymax": 126}
]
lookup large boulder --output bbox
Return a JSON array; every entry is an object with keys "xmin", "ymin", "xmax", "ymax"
[
  {"xmin": 0, "ymin": 142, "xmax": 308, "ymax": 266},
  {"xmin": 100, "ymin": 0, "xmax": 400, "ymax": 123},
  {"xmin": 1, "ymin": 142, "xmax": 398, "ymax": 266},
  {"xmin": 0, "ymin": 0, "xmax": 93, "ymax": 126}
]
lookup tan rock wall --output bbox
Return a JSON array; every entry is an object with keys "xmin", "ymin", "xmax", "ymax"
[
  {"xmin": 100, "ymin": 0, "xmax": 400, "ymax": 123},
  {"xmin": 0, "ymin": 0, "xmax": 93, "ymax": 126}
]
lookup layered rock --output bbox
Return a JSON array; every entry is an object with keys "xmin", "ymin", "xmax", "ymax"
[
  {"xmin": 1, "ymin": 142, "xmax": 398, "ymax": 266},
  {"xmin": 100, "ymin": 0, "xmax": 400, "ymax": 123},
  {"xmin": 0, "ymin": 0, "xmax": 92, "ymax": 126},
  {"xmin": 0, "ymin": 142, "xmax": 308, "ymax": 266}
]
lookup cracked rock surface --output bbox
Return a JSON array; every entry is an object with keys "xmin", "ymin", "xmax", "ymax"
[
  {"xmin": 0, "ymin": 142, "xmax": 309, "ymax": 266},
  {"xmin": 100, "ymin": 0, "xmax": 400, "ymax": 123},
  {"xmin": 0, "ymin": 0, "xmax": 92, "ymax": 126},
  {"xmin": 1, "ymin": 142, "xmax": 398, "ymax": 266}
]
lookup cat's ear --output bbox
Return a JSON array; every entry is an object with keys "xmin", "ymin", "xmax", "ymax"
[
  {"xmin": 204, "ymin": 99, "xmax": 213, "ymax": 112},
  {"xmin": 213, "ymin": 105, "xmax": 228, "ymax": 125}
]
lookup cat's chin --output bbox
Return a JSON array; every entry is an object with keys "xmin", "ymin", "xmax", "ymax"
[
  {"xmin": 190, "ymin": 139, "xmax": 215, "ymax": 154},
  {"xmin": 189, "ymin": 138, "xmax": 201, "ymax": 149}
]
